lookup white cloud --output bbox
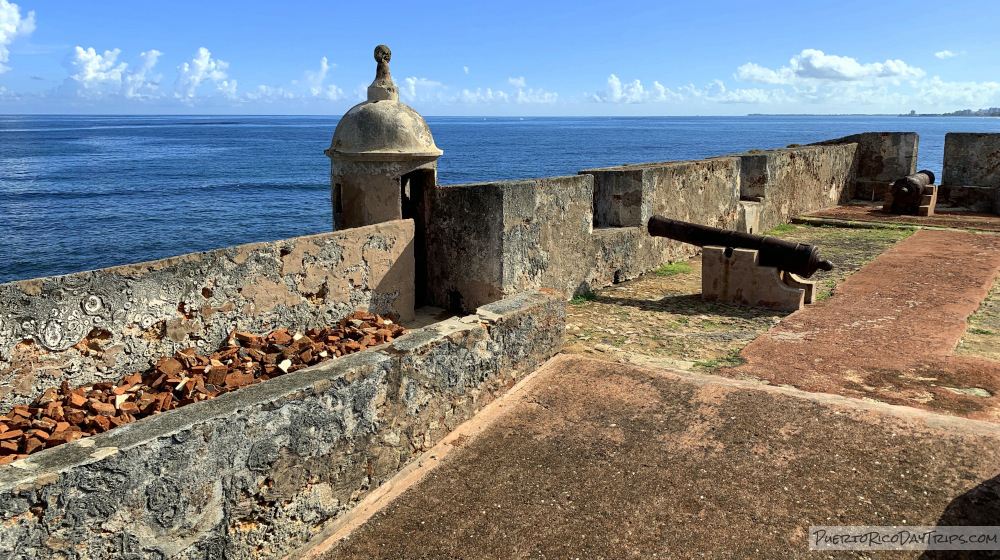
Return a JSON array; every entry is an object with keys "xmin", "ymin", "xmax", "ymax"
[
  {"xmin": 174, "ymin": 47, "xmax": 229, "ymax": 99},
  {"xmin": 592, "ymin": 74, "xmax": 683, "ymax": 103},
  {"xmin": 515, "ymin": 87, "xmax": 557, "ymax": 104},
  {"xmin": 733, "ymin": 63, "xmax": 795, "ymax": 85},
  {"xmin": 305, "ymin": 57, "xmax": 330, "ymax": 94},
  {"xmin": 122, "ymin": 50, "xmax": 162, "ymax": 99},
  {"xmin": 737, "ymin": 49, "xmax": 924, "ymax": 84},
  {"xmin": 591, "ymin": 74, "xmax": 795, "ymax": 106},
  {"xmin": 62, "ymin": 46, "xmax": 162, "ymax": 99},
  {"xmin": 508, "ymin": 76, "xmax": 526, "ymax": 88},
  {"xmin": 401, "ymin": 76, "xmax": 443, "ymax": 101},
  {"xmin": 64, "ymin": 47, "xmax": 127, "ymax": 96},
  {"xmin": 217, "ymin": 79, "xmax": 238, "ymax": 99},
  {"xmin": 303, "ymin": 57, "xmax": 343, "ymax": 100},
  {"xmin": 935, "ymin": 50, "xmax": 957, "ymax": 59},
  {"xmin": 244, "ymin": 84, "xmax": 293, "ymax": 102},
  {"xmin": 913, "ymin": 76, "xmax": 1000, "ymax": 107},
  {"xmin": 463, "ymin": 66, "xmax": 469, "ymax": 74},
  {"xmin": 459, "ymin": 87, "xmax": 509, "ymax": 103},
  {"xmin": 0, "ymin": 0, "xmax": 34, "ymax": 73}
]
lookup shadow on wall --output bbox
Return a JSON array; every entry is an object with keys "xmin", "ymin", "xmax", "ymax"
[{"xmin": 920, "ymin": 473, "xmax": 1000, "ymax": 560}]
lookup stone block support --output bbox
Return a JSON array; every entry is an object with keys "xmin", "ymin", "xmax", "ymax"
[{"xmin": 701, "ymin": 246, "xmax": 807, "ymax": 312}]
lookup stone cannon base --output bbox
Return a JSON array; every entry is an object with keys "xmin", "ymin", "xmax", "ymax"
[{"xmin": 701, "ymin": 246, "xmax": 814, "ymax": 312}]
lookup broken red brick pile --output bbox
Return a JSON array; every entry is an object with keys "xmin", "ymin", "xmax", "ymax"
[{"xmin": 0, "ymin": 312, "xmax": 406, "ymax": 465}]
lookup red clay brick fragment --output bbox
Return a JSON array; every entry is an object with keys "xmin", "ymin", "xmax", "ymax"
[{"xmin": 0, "ymin": 313, "xmax": 407, "ymax": 463}]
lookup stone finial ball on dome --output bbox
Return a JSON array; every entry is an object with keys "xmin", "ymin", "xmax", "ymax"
[
  {"xmin": 374, "ymin": 45, "xmax": 391, "ymax": 65},
  {"xmin": 368, "ymin": 44, "xmax": 398, "ymax": 101}
]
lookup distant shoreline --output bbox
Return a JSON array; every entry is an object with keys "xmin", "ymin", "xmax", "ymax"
[
  {"xmin": 900, "ymin": 114, "xmax": 1000, "ymax": 118},
  {"xmin": 746, "ymin": 113, "xmax": 1000, "ymax": 118}
]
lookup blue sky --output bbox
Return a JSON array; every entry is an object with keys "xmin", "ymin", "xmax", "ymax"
[{"xmin": 0, "ymin": 0, "xmax": 997, "ymax": 116}]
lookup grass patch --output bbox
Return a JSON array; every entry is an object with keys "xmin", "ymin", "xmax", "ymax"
[
  {"xmin": 765, "ymin": 223, "xmax": 797, "ymax": 234},
  {"xmin": 663, "ymin": 317, "xmax": 690, "ymax": 329},
  {"xmin": 570, "ymin": 291, "xmax": 598, "ymax": 304},
  {"xmin": 654, "ymin": 261, "xmax": 692, "ymax": 276},
  {"xmin": 815, "ymin": 279, "xmax": 837, "ymax": 301},
  {"xmin": 969, "ymin": 327, "xmax": 994, "ymax": 335},
  {"xmin": 694, "ymin": 348, "xmax": 745, "ymax": 369}
]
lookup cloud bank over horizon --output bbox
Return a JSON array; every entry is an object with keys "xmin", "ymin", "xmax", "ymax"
[{"xmin": 0, "ymin": 1, "xmax": 998, "ymax": 115}]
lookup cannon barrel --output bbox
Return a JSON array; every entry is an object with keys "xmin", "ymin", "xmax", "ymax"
[
  {"xmin": 888, "ymin": 169, "xmax": 935, "ymax": 215},
  {"xmin": 647, "ymin": 215, "xmax": 834, "ymax": 278}
]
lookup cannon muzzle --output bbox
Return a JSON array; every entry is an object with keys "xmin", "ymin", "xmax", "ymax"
[{"xmin": 647, "ymin": 215, "xmax": 834, "ymax": 278}]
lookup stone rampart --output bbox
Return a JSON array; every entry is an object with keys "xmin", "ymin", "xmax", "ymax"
[
  {"xmin": 942, "ymin": 132, "xmax": 1000, "ymax": 188},
  {"xmin": 0, "ymin": 291, "xmax": 564, "ymax": 560},
  {"xmin": 813, "ymin": 132, "xmax": 918, "ymax": 200},
  {"xmin": 736, "ymin": 144, "xmax": 857, "ymax": 232},
  {"xmin": 423, "ymin": 175, "xmax": 703, "ymax": 312},
  {"xmin": 585, "ymin": 157, "xmax": 741, "ymax": 229},
  {"xmin": 424, "ymin": 142, "xmax": 860, "ymax": 312},
  {"xmin": 0, "ymin": 221, "xmax": 415, "ymax": 411},
  {"xmin": 938, "ymin": 133, "xmax": 1000, "ymax": 212}
]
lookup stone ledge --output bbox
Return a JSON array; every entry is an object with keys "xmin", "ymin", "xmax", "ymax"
[{"xmin": 0, "ymin": 291, "xmax": 565, "ymax": 560}]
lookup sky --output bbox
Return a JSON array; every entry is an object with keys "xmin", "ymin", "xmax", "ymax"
[{"xmin": 0, "ymin": 0, "xmax": 998, "ymax": 116}]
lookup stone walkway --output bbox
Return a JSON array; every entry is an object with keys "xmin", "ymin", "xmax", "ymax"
[
  {"xmin": 802, "ymin": 203, "xmax": 1000, "ymax": 232},
  {"xmin": 314, "ymin": 355, "xmax": 1000, "ymax": 559},
  {"xmin": 725, "ymin": 229, "xmax": 1000, "ymax": 422}
]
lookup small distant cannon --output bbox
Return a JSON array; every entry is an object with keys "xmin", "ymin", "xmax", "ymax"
[
  {"xmin": 884, "ymin": 170, "xmax": 938, "ymax": 216},
  {"xmin": 647, "ymin": 215, "xmax": 834, "ymax": 311}
]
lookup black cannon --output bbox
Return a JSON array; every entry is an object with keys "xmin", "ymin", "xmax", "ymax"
[
  {"xmin": 887, "ymin": 169, "xmax": 935, "ymax": 215},
  {"xmin": 647, "ymin": 215, "xmax": 834, "ymax": 278}
]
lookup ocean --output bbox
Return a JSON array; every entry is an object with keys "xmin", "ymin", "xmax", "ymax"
[{"xmin": 1, "ymin": 114, "xmax": 998, "ymax": 284}]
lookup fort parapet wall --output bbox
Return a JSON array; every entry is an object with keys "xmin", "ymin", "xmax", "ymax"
[
  {"xmin": 0, "ymin": 222, "xmax": 415, "ymax": 411},
  {"xmin": 939, "ymin": 132, "xmax": 1000, "ymax": 213},
  {"xmin": 0, "ymin": 291, "xmax": 563, "ymax": 560},
  {"xmin": 813, "ymin": 132, "xmax": 918, "ymax": 201}
]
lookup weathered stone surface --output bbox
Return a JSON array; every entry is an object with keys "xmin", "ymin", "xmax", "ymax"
[
  {"xmin": 425, "ymin": 176, "xmax": 597, "ymax": 311},
  {"xmin": 0, "ymin": 291, "xmax": 564, "ymax": 560},
  {"xmin": 937, "ymin": 184, "xmax": 999, "ymax": 212},
  {"xmin": 0, "ymin": 221, "xmax": 415, "ymax": 411},
  {"xmin": 736, "ymin": 144, "xmax": 856, "ymax": 232},
  {"xmin": 425, "ymin": 149, "xmax": 851, "ymax": 313},
  {"xmin": 813, "ymin": 132, "xmax": 917, "ymax": 200},
  {"xmin": 702, "ymin": 246, "xmax": 805, "ymax": 311},
  {"xmin": 589, "ymin": 227, "xmax": 688, "ymax": 289},
  {"xmin": 942, "ymin": 132, "xmax": 1000, "ymax": 189},
  {"xmin": 584, "ymin": 157, "xmax": 741, "ymax": 229}
]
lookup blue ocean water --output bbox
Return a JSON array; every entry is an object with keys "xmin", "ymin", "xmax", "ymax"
[{"xmin": 1, "ymin": 114, "xmax": 998, "ymax": 284}]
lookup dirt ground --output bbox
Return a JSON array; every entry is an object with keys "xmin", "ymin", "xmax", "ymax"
[
  {"xmin": 325, "ymin": 355, "xmax": 1000, "ymax": 560},
  {"xmin": 564, "ymin": 224, "xmax": 915, "ymax": 370}
]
